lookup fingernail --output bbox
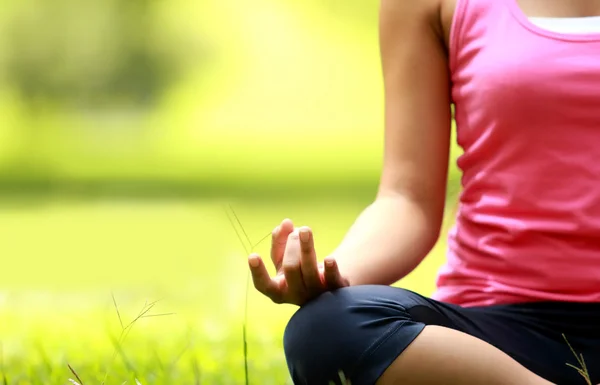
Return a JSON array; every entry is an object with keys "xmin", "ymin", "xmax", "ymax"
[
  {"xmin": 325, "ymin": 259, "xmax": 334, "ymax": 267},
  {"xmin": 249, "ymin": 256, "xmax": 260, "ymax": 268},
  {"xmin": 299, "ymin": 228, "xmax": 309, "ymax": 242}
]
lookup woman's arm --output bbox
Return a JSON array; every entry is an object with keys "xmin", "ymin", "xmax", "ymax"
[
  {"xmin": 330, "ymin": 0, "xmax": 452, "ymax": 286},
  {"xmin": 248, "ymin": 0, "xmax": 452, "ymax": 305}
]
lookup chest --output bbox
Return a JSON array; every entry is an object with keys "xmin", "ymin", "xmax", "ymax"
[{"xmin": 445, "ymin": 0, "xmax": 600, "ymax": 156}]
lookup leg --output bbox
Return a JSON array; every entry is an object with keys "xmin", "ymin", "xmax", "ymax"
[
  {"xmin": 377, "ymin": 325, "xmax": 552, "ymax": 385},
  {"xmin": 283, "ymin": 285, "xmax": 553, "ymax": 385}
]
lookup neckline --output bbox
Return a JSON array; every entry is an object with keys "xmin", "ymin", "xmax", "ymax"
[
  {"xmin": 531, "ymin": 15, "xmax": 600, "ymax": 22},
  {"xmin": 530, "ymin": 16, "xmax": 600, "ymax": 34},
  {"xmin": 506, "ymin": 0, "xmax": 600, "ymax": 42}
]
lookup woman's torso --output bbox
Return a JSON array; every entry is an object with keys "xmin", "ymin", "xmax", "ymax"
[{"xmin": 429, "ymin": 0, "xmax": 600, "ymax": 306}]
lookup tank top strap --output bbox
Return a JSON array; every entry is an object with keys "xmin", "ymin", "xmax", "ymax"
[{"xmin": 449, "ymin": 0, "xmax": 513, "ymax": 73}]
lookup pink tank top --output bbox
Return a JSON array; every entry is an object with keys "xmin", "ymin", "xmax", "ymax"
[{"xmin": 432, "ymin": 0, "xmax": 600, "ymax": 307}]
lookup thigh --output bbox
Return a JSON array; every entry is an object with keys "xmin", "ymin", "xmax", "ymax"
[
  {"xmin": 461, "ymin": 302, "xmax": 600, "ymax": 385},
  {"xmin": 388, "ymin": 291, "xmax": 600, "ymax": 384},
  {"xmin": 376, "ymin": 325, "xmax": 551, "ymax": 385}
]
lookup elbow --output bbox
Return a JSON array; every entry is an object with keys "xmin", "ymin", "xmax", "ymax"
[
  {"xmin": 375, "ymin": 187, "xmax": 446, "ymax": 258},
  {"xmin": 421, "ymin": 224, "xmax": 443, "ymax": 262},
  {"xmin": 412, "ymin": 205, "xmax": 445, "ymax": 258}
]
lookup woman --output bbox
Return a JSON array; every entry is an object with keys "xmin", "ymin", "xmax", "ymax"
[{"xmin": 247, "ymin": 0, "xmax": 600, "ymax": 384}]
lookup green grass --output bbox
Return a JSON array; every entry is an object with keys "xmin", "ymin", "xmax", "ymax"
[{"xmin": 0, "ymin": 196, "xmax": 450, "ymax": 384}]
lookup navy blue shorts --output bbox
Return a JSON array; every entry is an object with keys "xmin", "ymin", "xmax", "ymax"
[{"xmin": 283, "ymin": 285, "xmax": 600, "ymax": 385}]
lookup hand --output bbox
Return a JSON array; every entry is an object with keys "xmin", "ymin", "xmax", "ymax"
[{"xmin": 248, "ymin": 218, "xmax": 350, "ymax": 306}]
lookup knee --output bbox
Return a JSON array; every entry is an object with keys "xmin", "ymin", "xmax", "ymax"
[
  {"xmin": 284, "ymin": 288, "xmax": 339, "ymax": 344},
  {"xmin": 283, "ymin": 287, "xmax": 361, "ymax": 384},
  {"xmin": 283, "ymin": 287, "xmax": 355, "ymax": 356},
  {"xmin": 283, "ymin": 286, "xmax": 417, "ymax": 384}
]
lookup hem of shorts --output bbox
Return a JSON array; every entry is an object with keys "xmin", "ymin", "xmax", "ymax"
[{"xmin": 350, "ymin": 321, "xmax": 426, "ymax": 385}]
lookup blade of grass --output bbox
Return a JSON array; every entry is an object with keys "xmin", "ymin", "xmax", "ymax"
[
  {"xmin": 563, "ymin": 334, "xmax": 592, "ymax": 385},
  {"xmin": 140, "ymin": 312, "xmax": 176, "ymax": 319},
  {"xmin": 67, "ymin": 364, "xmax": 85, "ymax": 385},
  {"xmin": 0, "ymin": 342, "xmax": 7, "ymax": 385},
  {"xmin": 122, "ymin": 300, "xmax": 159, "ymax": 334},
  {"xmin": 226, "ymin": 205, "xmax": 274, "ymax": 385},
  {"xmin": 108, "ymin": 332, "xmax": 136, "ymax": 374},
  {"xmin": 121, "ymin": 299, "xmax": 165, "ymax": 341},
  {"xmin": 35, "ymin": 342, "xmax": 53, "ymax": 376},
  {"xmin": 112, "ymin": 292, "xmax": 125, "ymax": 331},
  {"xmin": 229, "ymin": 204, "xmax": 253, "ymax": 250},
  {"xmin": 102, "ymin": 296, "xmax": 172, "ymax": 385},
  {"xmin": 252, "ymin": 231, "xmax": 272, "ymax": 250},
  {"xmin": 226, "ymin": 205, "xmax": 252, "ymax": 385},
  {"xmin": 167, "ymin": 341, "xmax": 191, "ymax": 373},
  {"xmin": 191, "ymin": 353, "xmax": 201, "ymax": 385},
  {"xmin": 153, "ymin": 347, "xmax": 165, "ymax": 374},
  {"xmin": 225, "ymin": 206, "xmax": 250, "ymax": 255}
]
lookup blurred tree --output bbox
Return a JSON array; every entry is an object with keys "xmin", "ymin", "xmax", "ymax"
[
  {"xmin": 0, "ymin": 0, "xmax": 208, "ymax": 110},
  {"xmin": 0, "ymin": 0, "xmax": 213, "ymax": 187}
]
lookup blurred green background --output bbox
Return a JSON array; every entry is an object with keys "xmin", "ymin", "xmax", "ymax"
[{"xmin": 0, "ymin": 0, "xmax": 462, "ymax": 383}]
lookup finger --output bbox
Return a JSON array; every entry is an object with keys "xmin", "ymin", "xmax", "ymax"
[
  {"xmin": 298, "ymin": 226, "xmax": 323, "ymax": 293},
  {"xmin": 280, "ymin": 217, "xmax": 294, "ymax": 233},
  {"xmin": 271, "ymin": 218, "xmax": 294, "ymax": 271},
  {"xmin": 323, "ymin": 257, "xmax": 349, "ymax": 290},
  {"xmin": 248, "ymin": 254, "xmax": 282, "ymax": 302},
  {"xmin": 270, "ymin": 225, "xmax": 284, "ymax": 270},
  {"xmin": 282, "ymin": 229, "xmax": 306, "ymax": 297}
]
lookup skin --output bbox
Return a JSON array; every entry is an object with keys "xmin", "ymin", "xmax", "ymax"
[
  {"xmin": 248, "ymin": 220, "xmax": 349, "ymax": 306},
  {"xmin": 249, "ymin": 0, "xmax": 600, "ymax": 383}
]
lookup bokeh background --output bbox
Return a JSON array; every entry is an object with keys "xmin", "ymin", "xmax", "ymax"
[{"xmin": 0, "ymin": 0, "xmax": 462, "ymax": 383}]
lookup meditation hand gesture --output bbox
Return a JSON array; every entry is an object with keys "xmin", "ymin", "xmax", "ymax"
[{"xmin": 247, "ymin": 218, "xmax": 349, "ymax": 306}]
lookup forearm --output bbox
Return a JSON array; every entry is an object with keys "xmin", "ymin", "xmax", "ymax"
[{"xmin": 329, "ymin": 194, "xmax": 442, "ymax": 286}]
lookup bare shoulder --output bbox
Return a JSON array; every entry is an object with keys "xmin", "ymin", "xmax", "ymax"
[
  {"xmin": 378, "ymin": 0, "xmax": 450, "ymax": 73},
  {"xmin": 379, "ymin": 0, "xmax": 442, "ymax": 27},
  {"xmin": 379, "ymin": 0, "xmax": 456, "ymax": 48}
]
